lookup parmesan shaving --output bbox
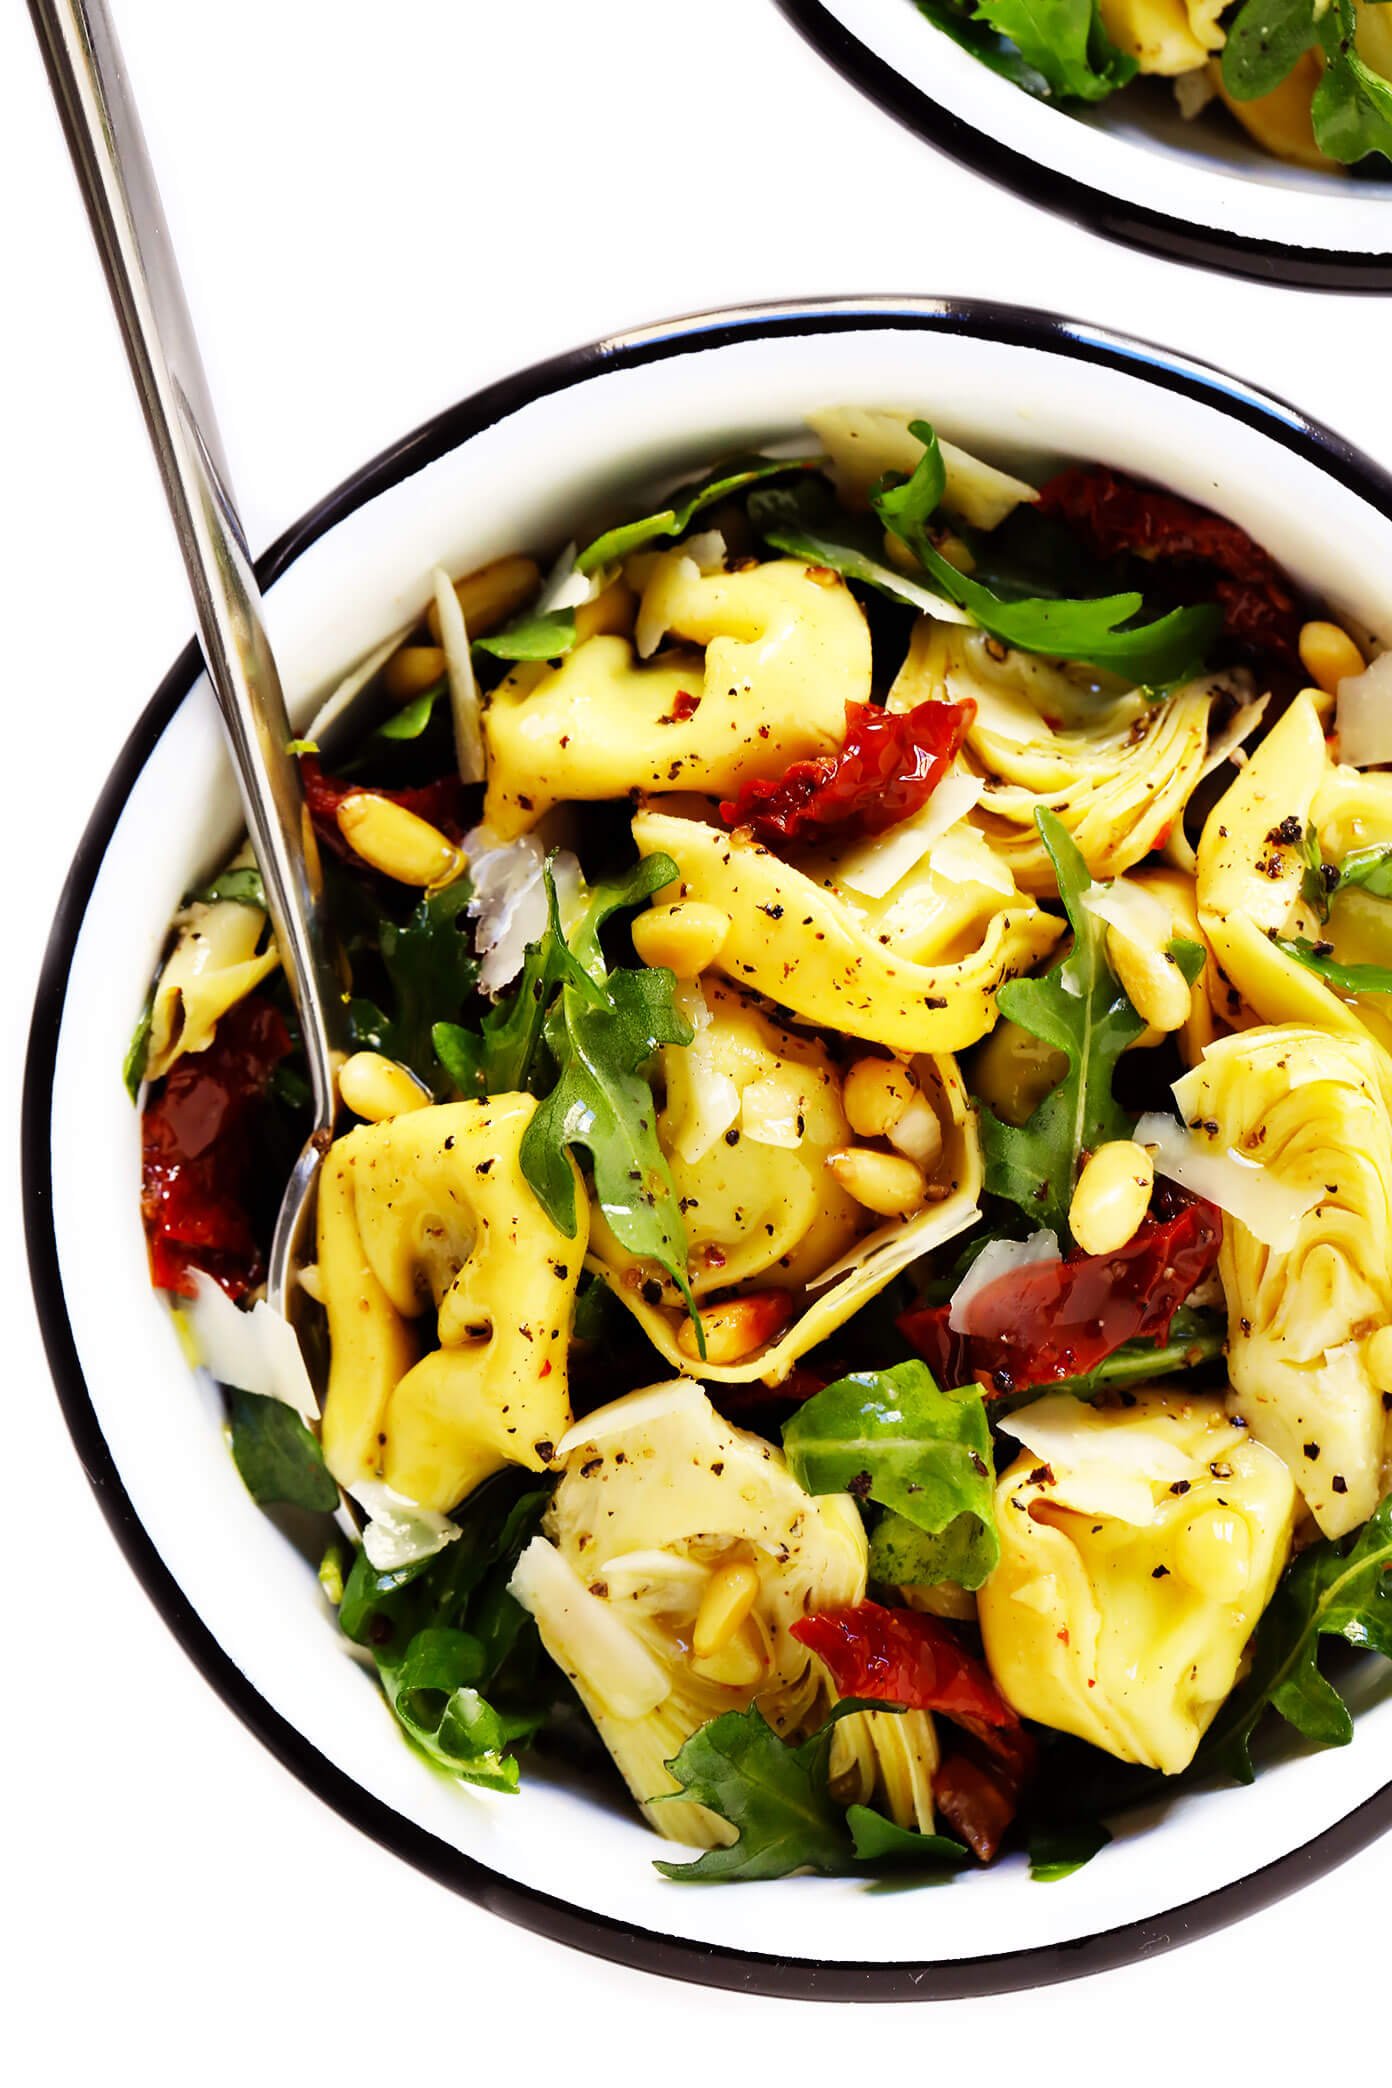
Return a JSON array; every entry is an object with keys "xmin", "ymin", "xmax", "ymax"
[
  {"xmin": 1080, "ymin": 876, "xmax": 1175, "ymax": 949},
  {"xmin": 948, "ymin": 1230, "xmax": 1059, "ymax": 1334},
  {"xmin": 509, "ymin": 1537, "xmax": 671, "ymax": 1720},
  {"xmin": 1198, "ymin": 691, "xmax": 1269, "ymax": 784},
  {"xmin": 1000, "ymin": 1393, "xmax": 1215, "ymax": 1525},
  {"xmin": 1134, "ymin": 1108, "xmax": 1322, "ymax": 1249},
  {"xmin": 432, "ymin": 566, "xmax": 485, "ymax": 783},
  {"xmin": 304, "ymin": 629, "xmax": 410, "ymax": 745},
  {"xmin": 533, "ymin": 543, "xmax": 591, "ymax": 616},
  {"xmin": 1334, "ymin": 650, "xmax": 1392, "ymax": 768},
  {"xmin": 740, "ymin": 1074, "xmax": 805, "ymax": 1149},
  {"xmin": 349, "ymin": 1479, "xmax": 461, "ymax": 1572},
  {"xmin": 183, "ymin": 1272, "xmax": 319, "ymax": 1425},
  {"xmin": 807, "ymin": 1185, "xmax": 980, "ymax": 1294},
  {"xmin": 557, "ymin": 1377, "xmax": 705, "ymax": 1458},
  {"xmin": 832, "ymin": 774, "xmax": 985, "ymax": 899}
]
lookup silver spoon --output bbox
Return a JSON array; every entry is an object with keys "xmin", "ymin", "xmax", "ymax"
[{"xmin": 32, "ymin": 0, "xmax": 347, "ymax": 1315}]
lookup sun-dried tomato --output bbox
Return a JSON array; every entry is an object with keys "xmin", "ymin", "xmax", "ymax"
[
  {"xmin": 1037, "ymin": 465, "xmax": 1301, "ymax": 667},
  {"xmin": 299, "ymin": 754, "xmax": 468, "ymax": 863},
  {"xmin": 933, "ymin": 1742, "xmax": 1035, "ymax": 1863},
  {"xmin": 140, "ymin": 995, "xmax": 290, "ymax": 1299},
  {"xmin": 719, "ymin": 699, "xmax": 975, "ymax": 846},
  {"xmin": 898, "ymin": 1185, "xmax": 1222, "ymax": 1398}
]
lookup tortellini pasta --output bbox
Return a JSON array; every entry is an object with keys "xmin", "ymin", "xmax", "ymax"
[
  {"xmin": 890, "ymin": 620, "xmax": 1217, "ymax": 896},
  {"xmin": 508, "ymin": 1378, "xmax": 936, "ymax": 1845},
  {"xmin": 978, "ymin": 1390, "xmax": 1296, "ymax": 1774},
  {"xmin": 1099, "ymin": 0, "xmax": 1224, "ymax": 73},
  {"xmin": 1174, "ymin": 1026, "xmax": 1392, "ymax": 1536},
  {"xmin": 318, "ymin": 1094, "xmax": 585, "ymax": 1511},
  {"xmin": 481, "ymin": 557, "xmax": 871, "ymax": 839},
  {"xmin": 146, "ymin": 857, "xmax": 279, "ymax": 1081},
  {"xmin": 588, "ymin": 978, "xmax": 984, "ymax": 1383},
  {"xmin": 632, "ymin": 802, "xmax": 1060, "ymax": 1057}
]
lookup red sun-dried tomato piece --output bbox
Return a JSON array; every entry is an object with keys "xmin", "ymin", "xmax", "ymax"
[
  {"xmin": 793, "ymin": 1600, "xmax": 1014, "ymax": 1728},
  {"xmin": 719, "ymin": 698, "xmax": 975, "ymax": 847},
  {"xmin": 140, "ymin": 994, "xmax": 291, "ymax": 1299}
]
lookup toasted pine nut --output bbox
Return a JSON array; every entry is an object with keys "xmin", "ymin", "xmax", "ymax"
[
  {"xmin": 382, "ymin": 645, "xmax": 447, "ymax": 702},
  {"xmin": 842, "ymin": 1056, "xmax": 915, "ymax": 1140},
  {"xmin": 631, "ymin": 901, "xmax": 730, "ymax": 978},
  {"xmin": 339, "ymin": 1050, "xmax": 432, "ymax": 1123},
  {"xmin": 575, "ymin": 577, "xmax": 638, "ymax": 642},
  {"xmin": 297, "ymin": 1262, "xmax": 325, "ymax": 1305},
  {"xmin": 690, "ymin": 1617, "xmax": 767, "ymax": 1689},
  {"xmin": 1069, "ymin": 1140, "xmax": 1154, "ymax": 1256},
  {"xmin": 828, "ymin": 1146, "xmax": 927, "ymax": 1218},
  {"xmin": 1176, "ymin": 1510, "xmax": 1251, "ymax": 1604},
  {"xmin": 336, "ymin": 793, "xmax": 464, "ymax": 888},
  {"xmin": 1298, "ymin": 620, "xmax": 1365, "ymax": 695},
  {"xmin": 692, "ymin": 1560, "xmax": 760, "ymax": 1660},
  {"xmin": 1365, "ymin": 1323, "xmax": 1392, "ymax": 1392},
  {"xmin": 676, "ymin": 1289, "xmax": 794, "ymax": 1364},
  {"xmin": 1106, "ymin": 925, "xmax": 1192, "ymax": 1035},
  {"xmin": 426, "ymin": 554, "xmax": 542, "ymax": 643}
]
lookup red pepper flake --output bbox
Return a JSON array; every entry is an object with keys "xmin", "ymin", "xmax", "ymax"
[
  {"xmin": 1037, "ymin": 465, "xmax": 1302, "ymax": 667},
  {"xmin": 718, "ymin": 698, "xmax": 975, "ymax": 846},
  {"xmin": 898, "ymin": 1184, "xmax": 1222, "ymax": 1397},
  {"xmin": 140, "ymin": 996, "xmax": 291, "ymax": 1299},
  {"xmin": 298, "ymin": 754, "xmax": 468, "ymax": 863},
  {"xmin": 671, "ymin": 689, "xmax": 701, "ymax": 721}
]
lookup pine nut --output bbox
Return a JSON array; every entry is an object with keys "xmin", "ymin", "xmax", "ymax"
[
  {"xmin": 631, "ymin": 901, "xmax": 730, "ymax": 977},
  {"xmin": 1176, "ymin": 1511, "xmax": 1251, "ymax": 1603},
  {"xmin": 1069, "ymin": 1140, "xmax": 1154, "ymax": 1256},
  {"xmin": 692, "ymin": 1560, "xmax": 761, "ymax": 1659},
  {"xmin": 1298, "ymin": 620, "xmax": 1365, "ymax": 695},
  {"xmin": 675, "ymin": 1289, "xmax": 795, "ymax": 1364},
  {"xmin": 827, "ymin": 1146, "xmax": 927, "ymax": 1218},
  {"xmin": 1365, "ymin": 1324, "xmax": 1392, "ymax": 1392},
  {"xmin": 842, "ymin": 1056, "xmax": 915, "ymax": 1139},
  {"xmin": 690, "ymin": 1617, "xmax": 767, "ymax": 1688},
  {"xmin": 426, "ymin": 554, "xmax": 542, "ymax": 642},
  {"xmin": 339, "ymin": 1050, "xmax": 432, "ymax": 1123},
  {"xmin": 336, "ymin": 793, "xmax": 464, "ymax": 888},
  {"xmin": 888, "ymin": 1090, "xmax": 944, "ymax": 1172},
  {"xmin": 575, "ymin": 577, "xmax": 637, "ymax": 642},
  {"xmin": 1106, "ymin": 925, "xmax": 1192, "ymax": 1034},
  {"xmin": 382, "ymin": 645, "xmax": 447, "ymax": 702}
]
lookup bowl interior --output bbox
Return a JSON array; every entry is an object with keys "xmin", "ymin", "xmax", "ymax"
[
  {"xmin": 798, "ymin": 0, "xmax": 1392, "ymax": 261},
  {"xmin": 37, "ymin": 309, "xmax": 1392, "ymax": 1983}
]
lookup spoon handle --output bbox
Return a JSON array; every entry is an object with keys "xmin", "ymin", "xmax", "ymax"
[{"xmin": 31, "ymin": 0, "xmax": 346, "ymax": 1162}]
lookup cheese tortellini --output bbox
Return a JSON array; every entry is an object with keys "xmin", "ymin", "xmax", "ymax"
[
  {"xmin": 318, "ymin": 1095, "xmax": 585, "ymax": 1510},
  {"xmin": 1174, "ymin": 1026, "xmax": 1392, "ymax": 1536},
  {"xmin": 508, "ymin": 1379, "xmax": 937, "ymax": 1845},
  {"xmin": 146, "ymin": 854, "xmax": 280, "ymax": 1081},
  {"xmin": 979, "ymin": 1390, "xmax": 1297, "ymax": 1773},
  {"xmin": 482, "ymin": 556, "xmax": 871, "ymax": 838}
]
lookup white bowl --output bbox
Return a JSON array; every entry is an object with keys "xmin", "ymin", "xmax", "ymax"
[
  {"xmin": 25, "ymin": 298, "xmax": 1392, "ymax": 1998},
  {"xmin": 779, "ymin": 0, "xmax": 1392, "ymax": 287}
]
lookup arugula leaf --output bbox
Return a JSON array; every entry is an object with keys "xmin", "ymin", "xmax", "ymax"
[
  {"xmin": 375, "ymin": 683, "xmax": 445, "ymax": 741},
  {"xmin": 1302, "ymin": 837, "xmax": 1392, "ymax": 926},
  {"xmin": 1202, "ymin": 1493, "xmax": 1392, "ymax": 1781},
  {"xmin": 1314, "ymin": 0, "xmax": 1392, "ymax": 164},
  {"xmin": 1027, "ymin": 1818, "xmax": 1112, "ymax": 1881},
  {"xmin": 1274, "ymin": 936, "xmax": 1392, "ymax": 996},
  {"xmin": 970, "ymin": 0, "xmax": 1137, "ymax": 101},
  {"xmin": 993, "ymin": 1308, "xmax": 1226, "ymax": 1413},
  {"xmin": 911, "ymin": 0, "xmax": 1053, "ymax": 93},
  {"xmin": 374, "ymin": 879, "xmax": 479, "ymax": 1093},
  {"xmin": 1168, "ymin": 936, "xmax": 1207, "ymax": 988},
  {"xmin": 187, "ymin": 865, "xmax": 268, "ymax": 909},
  {"xmin": 576, "ymin": 456, "xmax": 815, "ymax": 575},
  {"xmin": 473, "ymin": 608, "xmax": 578, "ymax": 662},
  {"xmin": 1221, "ymin": 0, "xmax": 1321, "ymax": 101},
  {"xmin": 871, "ymin": 422, "xmax": 1221, "ymax": 684},
  {"xmin": 339, "ymin": 1475, "xmax": 551, "ymax": 1792},
  {"xmin": 655, "ymin": 1703, "xmax": 866, "ymax": 1881},
  {"xmin": 123, "ymin": 983, "xmax": 156, "ymax": 1102},
  {"xmin": 981, "ymin": 809, "xmax": 1144, "ymax": 1239},
  {"xmin": 783, "ymin": 1361, "xmax": 1000, "ymax": 1589},
  {"xmin": 749, "ymin": 482, "xmax": 964, "ymax": 618},
  {"xmin": 227, "ymin": 1388, "xmax": 339, "ymax": 1513},
  {"xmin": 846, "ymin": 1805, "xmax": 971, "ymax": 1869},
  {"xmin": 869, "ymin": 1510, "xmax": 996, "ymax": 1592}
]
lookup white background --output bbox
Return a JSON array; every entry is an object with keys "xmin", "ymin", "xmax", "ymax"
[{"xmin": 4, "ymin": 1, "xmax": 1387, "ymax": 2077}]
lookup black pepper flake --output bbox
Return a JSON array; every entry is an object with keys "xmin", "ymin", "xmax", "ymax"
[
  {"xmin": 475, "ymin": 1158, "xmax": 495, "ymax": 1175},
  {"xmin": 724, "ymin": 1127, "xmax": 741, "ymax": 1145},
  {"xmin": 1169, "ymin": 1479, "xmax": 1191, "ymax": 1496},
  {"xmin": 1027, "ymin": 1463, "xmax": 1055, "ymax": 1487},
  {"xmin": 579, "ymin": 1457, "xmax": 603, "ymax": 1478},
  {"xmin": 1304, "ymin": 1442, "xmax": 1320, "ymax": 1460},
  {"xmin": 847, "ymin": 1471, "xmax": 873, "ymax": 1500},
  {"xmin": 1332, "ymin": 1474, "xmax": 1349, "ymax": 1494},
  {"xmin": 1152, "ymin": 1565, "xmax": 1170, "ymax": 1579},
  {"xmin": 641, "ymin": 1278, "xmax": 665, "ymax": 1306}
]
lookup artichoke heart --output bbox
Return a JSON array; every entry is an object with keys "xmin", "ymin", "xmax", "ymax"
[
  {"xmin": 1175, "ymin": 1024, "xmax": 1392, "ymax": 1536},
  {"xmin": 889, "ymin": 619, "xmax": 1216, "ymax": 897},
  {"xmin": 508, "ymin": 1378, "xmax": 935, "ymax": 1846},
  {"xmin": 978, "ymin": 1389, "xmax": 1296, "ymax": 1775},
  {"xmin": 632, "ymin": 803, "xmax": 1059, "ymax": 1056},
  {"xmin": 481, "ymin": 556, "xmax": 871, "ymax": 838},
  {"xmin": 589, "ymin": 979, "xmax": 983, "ymax": 1384},
  {"xmin": 318, "ymin": 1094, "xmax": 585, "ymax": 1512},
  {"xmin": 146, "ymin": 849, "xmax": 280, "ymax": 1081}
]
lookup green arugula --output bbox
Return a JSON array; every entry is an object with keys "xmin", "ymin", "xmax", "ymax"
[
  {"xmin": 227, "ymin": 1388, "xmax": 339, "ymax": 1513},
  {"xmin": 655, "ymin": 1705, "xmax": 854, "ymax": 1881},
  {"xmin": 911, "ymin": 0, "xmax": 1053, "ymax": 93},
  {"xmin": 1221, "ymin": 0, "xmax": 1322, "ymax": 100},
  {"xmin": 1302, "ymin": 832, "xmax": 1392, "ymax": 924},
  {"xmin": 1201, "ymin": 1493, "xmax": 1392, "ymax": 1782},
  {"xmin": 1222, "ymin": 0, "xmax": 1392, "ymax": 163},
  {"xmin": 375, "ymin": 682, "xmax": 445, "ymax": 741},
  {"xmin": 980, "ymin": 809, "xmax": 1144, "ymax": 1240},
  {"xmin": 846, "ymin": 1805, "xmax": 972, "ymax": 1869},
  {"xmin": 123, "ymin": 983, "xmax": 156, "ymax": 1101},
  {"xmin": 749, "ymin": 482, "xmax": 967, "ymax": 618},
  {"xmin": 969, "ymin": 0, "xmax": 1137, "ymax": 101},
  {"xmin": 473, "ymin": 608, "xmax": 578, "ymax": 662},
  {"xmin": 782, "ymin": 1361, "xmax": 1000, "ymax": 1590},
  {"xmin": 575, "ymin": 456, "xmax": 816, "ymax": 574},
  {"xmin": 187, "ymin": 865, "xmax": 268, "ymax": 909},
  {"xmin": 1027, "ymin": 1818, "xmax": 1112, "ymax": 1881},
  {"xmin": 339, "ymin": 1476, "xmax": 551, "ymax": 1792},
  {"xmin": 993, "ymin": 1307, "xmax": 1226, "ymax": 1414},
  {"xmin": 1274, "ymin": 936, "xmax": 1392, "ymax": 996},
  {"xmin": 352, "ymin": 879, "xmax": 479, "ymax": 1095},
  {"xmin": 871, "ymin": 422, "xmax": 1221, "ymax": 684}
]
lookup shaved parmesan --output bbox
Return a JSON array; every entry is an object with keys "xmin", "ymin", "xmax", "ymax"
[
  {"xmin": 1198, "ymin": 691, "xmax": 1269, "ymax": 784},
  {"xmin": 183, "ymin": 1271, "xmax": 319, "ymax": 1425},
  {"xmin": 832, "ymin": 774, "xmax": 985, "ymax": 899},
  {"xmin": 557, "ymin": 1377, "xmax": 704, "ymax": 1459},
  {"xmin": 432, "ymin": 566, "xmax": 484, "ymax": 783},
  {"xmin": 509, "ymin": 1537, "xmax": 671, "ymax": 1719},
  {"xmin": 533, "ymin": 543, "xmax": 591, "ymax": 616},
  {"xmin": 1135, "ymin": 1108, "xmax": 1321, "ymax": 1249},
  {"xmin": 680, "ymin": 529, "xmax": 727, "ymax": 573},
  {"xmin": 464, "ymin": 828, "xmax": 546, "ymax": 995},
  {"xmin": 741, "ymin": 1073, "xmax": 806, "ymax": 1149},
  {"xmin": 349, "ymin": 1479, "xmax": 461, "ymax": 1572},
  {"xmin": 675, "ymin": 1058, "xmax": 742, "ymax": 1163},
  {"xmin": 949, "ymin": 1231, "xmax": 1059, "ymax": 1333},
  {"xmin": 1000, "ymin": 1393, "xmax": 1215, "ymax": 1525},
  {"xmin": 1080, "ymin": 875, "xmax": 1174, "ymax": 949},
  {"xmin": 1335, "ymin": 650, "xmax": 1392, "ymax": 768},
  {"xmin": 807, "ymin": 1185, "xmax": 980, "ymax": 1294},
  {"xmin": 305, "ymin": 629, "xmax": 410, "ymax": 745}
]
